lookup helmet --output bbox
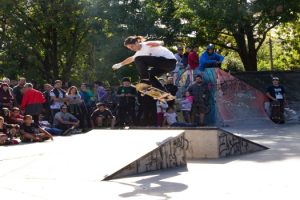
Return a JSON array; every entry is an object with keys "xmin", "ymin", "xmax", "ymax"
[{"xmin": 206, "ymin": 43, "xmax": 214, "ymax": 50}]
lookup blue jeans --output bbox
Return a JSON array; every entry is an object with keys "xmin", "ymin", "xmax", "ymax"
[{"xmin": 44, "ymin": 127, "xmax": 63, "ymax": 136}]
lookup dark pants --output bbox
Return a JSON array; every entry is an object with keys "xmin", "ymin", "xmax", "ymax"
[
  {"xmin": 137, "ymin": 95, "xmax": 157, "ymax": 126},
  {"xmin": 118, "ymin": 104, "xmax": 136, "ymax": 126},
  {"xmin": 135, "ymin": 56, "xmax": 176, "ymax": 90}
]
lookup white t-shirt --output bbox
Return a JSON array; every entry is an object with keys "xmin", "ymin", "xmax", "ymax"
[
  {"xmin": 164, "ymin": 112, "xmax": 177, "ymax": 125},
  {"xmin": 133, "ymin": 42, "xmax": 176, "ymax": 60},
  {"xmin": 50, "ymin": 90, "xmax": 64, "ymax": 109}
]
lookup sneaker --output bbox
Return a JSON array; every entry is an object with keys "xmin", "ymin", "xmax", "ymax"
[{"xmin": 62, "ymin": 128, "xmax": 74, "ymax": 136}]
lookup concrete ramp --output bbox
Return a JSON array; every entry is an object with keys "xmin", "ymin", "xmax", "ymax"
[
  {"xmin": 202, "ymin": 68, "xmax": 272, "ymax": 126},
  {"xmin": 104, "ymin": 132, "xmax": 186, "ymax": 180},
  {"xmin": 184, "ymin": 128, "xmax": 268, "ymax": 159}
]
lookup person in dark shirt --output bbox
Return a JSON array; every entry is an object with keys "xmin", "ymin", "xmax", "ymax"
[
  {"xmin": 164, "ymin": 76, "xmax": 178, "ymax": 107},
  {"xmin": 0, "ymin": 116, "xmax": 19, "ymax": 145},
  {"xmin": 12, "ymin": 77, "xmax": 26, "ymax": 106},
  {"xmin": 20, "ymin": 115, "xmax": 53, "ymax": 142},
  {"xmin": 266, "ymin": 77, "xmax": 286, "ymax": 123},
  {"xmin": 116, "ymin": 77, "xmax": 137, "ymax": 126},
  {"xmin": 91, "ymin": 102, "xmax": 115, "ymax": 128}
]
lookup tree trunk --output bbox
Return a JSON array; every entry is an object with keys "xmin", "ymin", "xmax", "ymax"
[{"xmin": 234, "ymin": 26, "xmax": 258, "ymax": 71}]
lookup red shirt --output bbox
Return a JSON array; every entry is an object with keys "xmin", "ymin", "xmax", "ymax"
[
  {"xmin": 188, "ymin": 51, "xmax": 199, "ymax": 70},
  {"xmin": 21, "ymin": 89, "xmax": 45, "ymax": 110}
]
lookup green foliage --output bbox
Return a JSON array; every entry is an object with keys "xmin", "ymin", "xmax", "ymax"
[{"xmin": 0, "ymin": 0, "xmax": 299, "ymax": 86}]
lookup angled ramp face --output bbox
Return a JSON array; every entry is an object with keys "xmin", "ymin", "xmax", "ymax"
[
  {"xmin": 201, "ymin": 68, "xmax": 272, "ymax": 126},
  {"xmin": 103, "ymin": 132, "xmax": 187, "ymax": 180},
  {"xmin": 218, "ymin": 129, "xmax": 268, "ymax": 158},
  {"xmin": 184, "ymin": 128, "xmax": 268, "ymax": 159}
]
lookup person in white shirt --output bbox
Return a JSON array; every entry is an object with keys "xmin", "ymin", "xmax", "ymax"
[{"xmin": 112, "ymin": 36, "xmax": 176, "ymax": 90}]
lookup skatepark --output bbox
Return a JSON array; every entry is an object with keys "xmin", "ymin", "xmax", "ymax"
[{"xmin": 1, "ymin": 69, "xmax": 300, "ymax": 200}]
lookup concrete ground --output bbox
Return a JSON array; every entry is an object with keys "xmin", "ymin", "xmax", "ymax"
[{"xmin": 1, "ymin": 123, "xmax": 300, "ymax": 200}]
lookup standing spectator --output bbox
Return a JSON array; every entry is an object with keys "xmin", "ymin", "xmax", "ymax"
[
  {"xmin": 20, "ymin": 115, "xmax": 53, "ymax": 142},
  {"xmin": 164, "ymin": 76, "xmax": 178, "ymax": 107},
  {"xmin": 156, "ymin": 100, "xmax": 168, "ymax": 127},
  {"xmin": 116, "ymin": 77, "xmax": 136, "ymax": 126},
  {"xmin": 0, "ymin": 83, "xmax": 14, "ymax": 109},
  {"xmin": 53, "ymin": 105, "xmax": 80, "ymax": 135},
  {"xmin": 79, "ymin": 83, "xmax": 93, "ymax": 128},
  {"xmin": 13, "ymin": 77, "xmax": 26, "ymax": 106},
  {"xmin": 188, "ymin": 75, "xmax": 209, "ymax": 126},
  {"xmin": 188, "ymin": 47, "xmax": 199, "ymax": 81},
  {"xmin": 94, "ymin": 81, "xmax": 108, "ymax": 103},
  {"xmin": 199, "ymin": 44, "xmax": 224, "ymax": 71},
  {"xmin": 21, "ymin": 83, "xmax": 46, "ymax": 125},
  {"xmin": 50, "ymin": 80, "xmax": 68, "ymax": 120},
  {"xmin": 91, "ymin": 102, "xmax": 116, "ymax": 128},
  {"xmin": 266, "ymin": 77, "xmax": 286, "ymax": 124},
  {"xmin": 182, "ymin": 47, "xmax": 191, "ymax": 69},
  {"xmin": 173, "ymin": 47, "xmax": 184, "ymax": 85},
  {"xmin": 42, "ymin": 84, "xmax": 53, "ymax": 122},
  {"xmin": 181, "ymin": 91, "xmax": 193, "ymax": 123},
  {"xmin": 66, "ymin": 86, "xmax": 85, "ymax": 129},
  {"xmin": 2, "ymin": 77, "xmax": 13, "ymax": 93}
]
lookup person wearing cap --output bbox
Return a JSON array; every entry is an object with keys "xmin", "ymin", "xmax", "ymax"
[
  {"xmin": 266, "ymin": 77, "xmax": 286, "ymax": 123},
  {"xmin": 8, "ymin": 107, "xmax": 24, "ymax": 125},
  {"xmin": 188, "ymin": 74, "xmax": 209, "ymax": 126},
  {"xmin": 116, "ymin": 77, "xmax": 136, "ymax": 126},
  {"xmin": 90, "ymin": 102, "xmax": 116, "ymax": 128},
  {"xmin": 199, "ymin": 44, "xmax": 224, "ymax": 71}
]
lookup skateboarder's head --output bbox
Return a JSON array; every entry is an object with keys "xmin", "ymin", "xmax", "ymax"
[{"xmin": 124, "ymin": 36, "xmax": 145, "ymax": 52}]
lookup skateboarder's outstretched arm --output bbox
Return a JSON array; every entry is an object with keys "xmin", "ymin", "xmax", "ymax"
[{"xmin": 112, "ymin": 56, "xmax": 134, "ymax": 70}]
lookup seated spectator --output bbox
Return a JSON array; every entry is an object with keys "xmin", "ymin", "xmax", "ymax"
[
  {"xmin": 53, "ymin": 105, "xmax": 80, "ymax": 135},
  {"xmin": 8, "ymin": 107, "xmax": 24, "ymax": 125},
  {"xmin": 0, "ymin": 83, "xmax": 14, "ymax": 109},
  {"xmin": 20, "ymin": 115, "xmax": 53, "ymax": 142},
  {"xmin": 163, "ymin": 107, "xmax": 194, "ymax": 127},
  {"xmin": 1, "ymin": 107, "xmax": 11, "ymax": 122},
  {"xmin": 181, "ymin": 91, "xmax": 193, "ymax": 123},
  {"xmin": 91, "ymin": 102, "xmax": 116, "ymax": 129},
  {"xmin": 0, "ymin": 116, "xmax": 19, "ymax": 145}
]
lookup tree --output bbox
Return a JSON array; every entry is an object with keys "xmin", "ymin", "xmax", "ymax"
[{"xmin": 183, "ymin": 0, "xmax": 300, "ymax": 71}]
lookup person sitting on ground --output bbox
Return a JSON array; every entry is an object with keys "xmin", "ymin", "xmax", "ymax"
[
  {"xmin": 20, "ymin": 115, "xmax": 53, "ymax": 142},
  {"xmin": 0, "ymin": 116, "xmax": 19, "ymax": 145},
  {"xmin": 266, "ymin": 77, "xmax": 286, "ymax": 124},
  {"xmin": 8, "ymin": 107, "xmax": 24, "ymax": 125},
  {"xmin": 163, "ymin": 106, "xmax": 194, "ymax": 127},
  {"xmin": 53, "ymin": 105, "xmax": 80, "ymax": 135},
  {"xmin": 91, "ymin": 102, "xmax": 116, "ymax": 129},
  {"xmin": 156, "ymin": 100, "xmax": 168, "ymax": 127}
]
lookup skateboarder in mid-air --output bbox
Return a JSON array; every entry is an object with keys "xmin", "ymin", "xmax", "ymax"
[{"xmin": 112, "ymin": 36, "xmax": 176, "ymax": 91}]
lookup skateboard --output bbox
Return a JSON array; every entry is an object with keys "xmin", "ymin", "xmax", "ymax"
[
  {"xmin": 270, "ymin": 101, "xmax": 284, "ymax": 123},
  {"xmin": 133, "ymin": 83, "xmax": 175, "ymax": 102}
]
